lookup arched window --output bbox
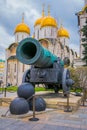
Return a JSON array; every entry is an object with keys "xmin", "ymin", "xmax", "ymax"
[
  {"xmin": 22, "ymin": 35, "xmax": 24, "ymax": 39},
  {"xmin": 44, "ymin": 29, "xmax": 46, "ymax": 37},
  {"xmin": 37, "ymin": 30, "xmax": 39, "ymax": 39},
  {"xmin": 17, "ymin": 35, "xmax": 18, "ymax": 42},
  {"xmin": 51, "ymin": 28, "xmax": 52, "ymax": 36},
  {"xmin": 14, "ymin": 64, "xmax": 16, "ymax": 72},
  {"xmin": 8, "ymin": 64, "xmax": 10, "ymax": 72}
]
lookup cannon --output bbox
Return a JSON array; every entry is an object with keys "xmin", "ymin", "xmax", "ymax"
[{"xmin": 16, "ymin": 37, "xmax": 74, "ymax": 96}]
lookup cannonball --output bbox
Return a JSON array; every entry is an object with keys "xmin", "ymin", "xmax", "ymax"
[
  {"xmin": 9, "ymin": 97, "xmax": 29, "ymax": 115},
  {"xmin": 17, "ymin": 82, "xmax": 35, "ymax": 99},
  {"xmin": 29, "ymin": 97, "xmax": 46, "ymax": 112}
]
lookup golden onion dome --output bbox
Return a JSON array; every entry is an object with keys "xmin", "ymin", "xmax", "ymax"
[
  {"xmin": 34, "ymin": 17, "xmax": 44, "ymax": 26},
  {"xmin": 41, "ymin": 16, "xmax": 58, "ymax": 28},
  {"xmin": 14, "ymin": 13, "xmax": 30, "ymax": 34},
  {"xmin": 41, "ymin": 6, "xmax": 58, "ymax": 28},
  {"xmin": 34, "ymin": 5, "xmax": 45, "ymax": 27},
  {"xmin": 57, "ymin": 25, "xmax": 70, "ymax": 38}
]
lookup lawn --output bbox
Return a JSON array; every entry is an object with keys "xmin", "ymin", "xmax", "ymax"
[
  {"xmin": 0, "ymin": 86, "xmax": 53, "ymax": 92},
  {"xmin": 0, "ymin": 86, "xmax": 82, "ymax": 93}
]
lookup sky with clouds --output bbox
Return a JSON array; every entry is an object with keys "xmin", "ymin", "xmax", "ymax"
[{"xmin": 0, "ymin": 0, "xmax": 84, "ymax": 59}]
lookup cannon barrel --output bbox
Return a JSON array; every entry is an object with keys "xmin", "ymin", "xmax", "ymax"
[{"xmin": 16, "ymin": 38, "xmax": 58, "ymax": 68}]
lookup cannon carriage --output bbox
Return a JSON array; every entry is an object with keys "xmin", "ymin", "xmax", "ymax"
[{"xmin": 16, "ymin": 37, "xmax": 74, "ymax": 96}]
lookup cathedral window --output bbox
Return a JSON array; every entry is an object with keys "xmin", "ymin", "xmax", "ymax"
[
  {"xmin": 51, "ymin": 28, "xmax": 52, "ymax": 36},
  {"xmin": 14, "ymin": 64, "xmax": 16, "ymax": 72},
  {"xmin": 22, "ymin": 35, "xmax": 24, "ymax": 39},
  {"xmin": 37, "ymin": 30, "xmax": 39, "ymax": 39},
  {"xmin": 17, "ymin": 35, "xmax": 19, "ymax": 41},
  {"xmin": 44, "ymin": 29, "xmax": 46, "ymax": 36},
  {"xmin": 8, "ymin": 64, "xmax": 10, "ymax": 72}
]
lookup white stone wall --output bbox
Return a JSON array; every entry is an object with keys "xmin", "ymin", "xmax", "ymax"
[
  {"xmin": 15, "ymin": 32, "xmax": 29, "ymax": 43},
  {"xmin": 6, "ymin": 49, "xmax": 10, "ymax": 59},
  {"xmin": 7, "ymin": 60, "xmax": 17, "ymax": 85},
  {"xmin": 69, "ymin": 50, "xmax": 74, "ymax": 65},
  {"xmin": 56, "ymin": 42, "xmax": 62, "ymax": 57},
  {"xmin": 34, "ymin": 25, "xmax": 40, "ymax": 40},
  {"xmin": 59, "ymin": 37, "xmax": 69, "ymax": 47},
  {"xmin": 6, "ymin": 58, "xmax": 31, "ymax": 86},
  {"xmin": 79, "ymin": 13, "xmax": 87, "ymax": 58},
  {"xmin": 74, "ymin": 52, "xmax": 77, "ymax": 59},
  {"xmin": 48, "ymin": 43, "xmax": 54, "ymax": 54},
  {"xmin": 40, "ymin": 27, "xmax": 57, "ymax": 39},
  {"xmin": 17, "ymin": 62, "xmax": 30, "ymax": 86}
]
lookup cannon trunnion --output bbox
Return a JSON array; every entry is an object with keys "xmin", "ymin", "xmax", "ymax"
[{"xmin": 16, "ymin": 37, "xmax": 74, "ymax": 95}]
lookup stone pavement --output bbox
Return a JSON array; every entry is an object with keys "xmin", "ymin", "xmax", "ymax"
[
  {"xmin": 0, "ymin": 105, "xmax": 87, "ymax": 130},
  {"xmin": 0, "ymin": 92, "xmax": 87, "ymax": 130}
]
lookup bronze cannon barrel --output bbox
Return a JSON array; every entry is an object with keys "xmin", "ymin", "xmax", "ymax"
[{"xmin": 16, "ymin": 38, "xmax": 58, "ymax": 68}]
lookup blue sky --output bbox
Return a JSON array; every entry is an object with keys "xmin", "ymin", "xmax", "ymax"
[{"xmin": 0, "ymin": 0, "xmax": 84, "ymax": 59}]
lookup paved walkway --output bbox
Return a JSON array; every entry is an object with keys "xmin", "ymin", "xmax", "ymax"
[{"xmin": 0, "ymin": 92, "xmax": 87, "ymax": 130}]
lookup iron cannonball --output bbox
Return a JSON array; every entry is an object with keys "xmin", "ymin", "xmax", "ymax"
[
  {"xmin": 10, "ymin": 97, "xmax": 29, "ymax": 115},
  {"xmin": 17, "ymin": 82, "xmax": 35, "ymax": 99},
  {"xmin": 29, "ymin": 97, "xmax": 46, "ymax": 111}
]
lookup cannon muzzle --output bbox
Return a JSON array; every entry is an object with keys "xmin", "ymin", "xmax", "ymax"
[{"xmin": 16, "ymin": 38, "xmax": 57, "ymax": 68}]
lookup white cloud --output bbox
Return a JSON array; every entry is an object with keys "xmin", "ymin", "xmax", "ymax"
[
  {"xmin": 0, "ymin": 26, "xmax": 14, "ymax": 47},
  {"xmin": 0, "ymin": 26, "xmax": 14, "ymax": 59},
  {"xmin": 0, "ymin": 0, "xmax": 85, "ymax": 59}
]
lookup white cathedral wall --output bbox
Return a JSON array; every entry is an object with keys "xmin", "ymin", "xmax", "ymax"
[
  {"xmin": 57, "ymin": 44, "xmax": 62, "ymax": 58},
  {"xmin": 40, "ymin": 27, "xmax": 57, "ymax": 39},
  {"xmin": 34, "ymin": 25, "xmax": 40, "ymax": 40},
  {"xmin": 53, "ymin": 43, "xmax": 59, "ymax": 56},
  {"xmin": 70, "ymin": 51, "xmax": 74, "ymax": 64},
  {"xmin": 6, "ymin": 49, "xmax": 11, "ymax": 59},
  {"xmin": 47, "ymin": 41, "xmax": 62, "ymax": 58},
  {"xmin": 15, "ymin": 32, "xmax": 29, "ymax": 43},
  {"xmin": 7, "ymin": 60, "xmax": 17, "ymax": 85},
  {"xmin": 6, "ymin": 60, "xmax": 30, "ymax": 86},
  {"xmin": 17, "ymin": 62, "xmax": 24, "ymax": 86},
  {"xmin": 17, "ymin": 62, "xmax": 31, "ymax": 86},
  {"xmin": 64, "ymin": 47, "xmax": 69, "ymax": 58},
  {"xmin": 48, "ymin": 43, "xmax": 54, "ymax": 53},
  {"xmin": 59, "ymin": 37, "xmax": 69, "ymax": 47}
]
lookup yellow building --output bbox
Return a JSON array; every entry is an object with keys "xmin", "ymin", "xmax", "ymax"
[{"xmin": 0, "ymin": 59, "xmax": 5, "ymax": 82}]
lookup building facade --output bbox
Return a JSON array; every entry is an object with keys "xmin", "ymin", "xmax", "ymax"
[
  {"xmin": 5, "ymin": 8, "xmax": 78, "ymax": 86},
  {"xmin": 76, "ymin": 0, "xmax": 87, "ymax": 58},
  {"xmin": 0, "ymin": 59, "xmax": 5, "ymax": 82}
]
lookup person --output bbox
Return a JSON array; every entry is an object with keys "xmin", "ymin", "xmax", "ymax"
[
  {"xmin": 7, "ymin": 83, "xmax": 11, "ymax": 87},
  {"xmin": 0, "ymin": 80, "xmax": 3, "ymax": 87}
]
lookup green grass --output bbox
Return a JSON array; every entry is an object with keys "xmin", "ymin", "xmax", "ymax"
[
  {"xmin": 0, "ymin": 86, "xmax": 82, "ymax": 93},
  {"xmin": 0, "ymin": 86, "xmax": 53, "ymax": 92},
  {"xmin": 35, "ymin": 87, "xmax": 53, "ymax": 92},
  {"xmin": 35, "ymin": 87, "xmax": 46, "ymax": 92},
  {"xmin": 0, "ymin": 86, "xmax": 18, "ymax": 92},
  {"xmin": 71, "ymin": 88, "xmax": 82, "ymax": 93}
]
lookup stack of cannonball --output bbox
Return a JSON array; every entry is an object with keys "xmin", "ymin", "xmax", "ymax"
[{"xmin": 9, "ymin": 83, "xmax": 46, "ymax": 115}]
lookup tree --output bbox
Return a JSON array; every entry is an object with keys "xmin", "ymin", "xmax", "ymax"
[
  {"xmin": 75, "ymin": 67, "xmax": 87, "ymax": 106},
  {"xmin": 81, "ymin": 20, "xmax": 87, "ymax": 65}
]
